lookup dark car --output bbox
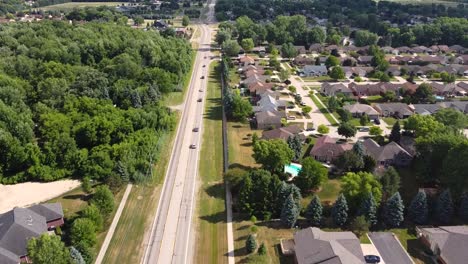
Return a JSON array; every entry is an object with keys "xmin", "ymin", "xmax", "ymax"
[
  {"xmin": 189, "ymin": 144, "xmax": 197, "ymax": 149},
  {"xmin": 374, "ymin": 118, "xmax": 381, "ymax": 125},
  {"xmin": 287, "ymin": 105, "xmax": 295, "ymax": 109},
  {"xmin": 193, "ymin": 127, "xmax": 199, "ymax": 132},
  {"xmin": 306, "ymin": 127, "xmax": 315, "ymax": 131},
  {"xmin": 203, "ymin": 65, "xmax": 206, "ymax": 67},
  {"xmin": 197, "ymin": 98, "xmax": 202, "ymax": 102},
  {"xmin": 364, "ymin": 255, "xmax": 381, "ymax": 263},
  {"xmin": 201, "ymin": 76, "xmax": 205, "ymax": 79}
]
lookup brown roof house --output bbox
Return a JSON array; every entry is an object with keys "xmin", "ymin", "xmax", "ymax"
[
  {"xmin": 262, "ymin": 125, "xmax": 305, "ymax": 141},
  {"xmin": 321, "ymin": 83, "xmax": 354, "ymax": 97},
  {"xmin": 293, "ymin": 227, "xmax": 365, "ymax": 264},
  {"xmin": 310, "ymin": 136, "xmax": 353, "ymax": 163},
  {"xmin": 362, "ymin": 138, "xmax": 413, "ymax": 167},
  {"xmin": 373, "ymin": 103, "xmax": 414, "ymax": 119},
  {"xmin": 254, "ymin": 110, "xmax": 286, "ymax": 130},
  {"xmin": 343, "ymin": 103, "xmax": 380, "ymax": 120},
  {"xmin": 417, "ymin": 226, "xmax": 468, "ymax": 264},
  {"xmin": 0, "ymin": 203, "xmax": 64, "ymax": 264}
]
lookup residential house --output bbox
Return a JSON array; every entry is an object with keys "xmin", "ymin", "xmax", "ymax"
[
  {"xmin": 343, "ymin": 103, "xmax": 380, "ymax": 120},
  {"xmin": 362, "ymin": 138, "xmax": 413, "ymax": 167},
  {"xmin": 428, "ymin": 82, "xmax": 458, "ymax": 96},
  {"xmin": 294, "ymin": 45, "xmax": 307, "ymax": 55},
  {"xmin": 310, "ymin": 136, "xmax": 353, "ymax": 163},
  {"xmin": 342, "ymin": 66, "xmax": 373, "ymax": 78},
  {"xmin": 241, "ymin": 74, "xmax": 269, "ymax": 86},
  {"xmin": 293, "ymin": 227, "xmax": 365, "ymax": 264},
  {"xmin": 154, "ymin": 19, "xmax": 168, "ymax": 29},
  {"xmin": 247, "ymin": 81, "xmax": 275, "ymax": 96},
  {"xmin": 251, "ymin": 46, "xmax": 266, "ymax": 56},
  {"xmin": 373, "ymin": 103, "xmax": 414, "ymax": 118},
  {"xmin": 262, "ymin": 125, "xmax": 305, "ymax": 141},
  {"xmin": 253, "ymin": 91, "xmax": 287, "ymax": 112},
  {"xmin": 396, "ymin": 46, "xmax": 411, "ymax": 54},
  {"xmin": 174, "ymin": 27, "xmax": 189, "ymax": 38},
  {"xmin": 410, "ymin": 46, "xmax": 431, "ymax": 54},
  {"xmin": 238, "ymin": 55, "xmax": 256, "ymax": 67},
  {"xmin": 298, "ymin": 65, "xmax": 328, "ymax": 77},
  {"xmin": 0, "ymin": 203, "xmax": 64, "ymax": 264},
  {"xmin": 411, "ymin": 104, "xmax": 442, "ymax": 115},
  {"xmin": 417, "ymin": 226, "xmax": 468, "ymax": 264},
  {"xmin": 357, "ymin": 56, "xmax": 373, "ymax": 65},
  {"xmin": 321, "ymin": 83, "xmax": 354, "ymax": 97},
  {"xmin": 308, "ymin": 43, "xmax": 324, "ymax": 54},
  {"xmin": 243, "ymin": 68, "xmax": 265, "ymax": 78},
  {"xmin": 382, "ymin": 46, "xmax": 397, "ymax": 55},
  {"xmin": 439, "ymin": 101, "xmax": 468, "ymax": 114},
  {"xmin": 448, "ymin": 45, "xmax": 465, "ymax": 54},
  {"xmin": 293, "ymin": 56, "xmax": 315, "ymax": 66},
  {"xmin": 454, "ymin": 54, "xmax": 468, "ymax": 65},
  {"xmin": 254, "ymin": 110, "xmax": 286, "ymax": 129}
]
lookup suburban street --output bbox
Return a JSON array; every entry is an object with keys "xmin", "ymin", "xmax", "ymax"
[{"xmin": 141, "ymin": 3, "xmax": 215, "ymax": 263}]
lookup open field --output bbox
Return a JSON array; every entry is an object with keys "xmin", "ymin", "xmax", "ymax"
[
  {"xmin": 195, "ymin": 61, "xmax": 228, "ymax": 263},
  {"xmin": 227, "ymin": 122, "xmax": 260, "ymax": 169},
  {"xmin": 38, "ymin": 2, "xmax": 125, "ymax": 11}
]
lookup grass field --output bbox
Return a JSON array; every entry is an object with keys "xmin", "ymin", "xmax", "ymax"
[
  {"xmin": 382, "ymin": 117, "xmax": 398, "ymax": 126},
  {"xmin": 38, "ymin": 2, "xmax": 125, "ymax": 11},
  {"xmin": 227, "ymin": 121, "xmax": 260, "ymax": 169},
  {"xmin": 195, "ymin": 61, "xmax": 228, "ymax": 263}
]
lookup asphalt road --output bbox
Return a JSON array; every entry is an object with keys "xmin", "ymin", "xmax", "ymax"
[
  {"xmin": 141, "ymin": 5, "xmax": 214, "ymax": 264},
  {"xmin": 368, "ymin": 232, "xmax": 414, "ymax": 264}
]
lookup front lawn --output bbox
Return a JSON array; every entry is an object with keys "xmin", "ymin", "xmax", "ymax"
[
  {"xmin": 382, "ymin": 117, "xmax": 397, "ymax": 126},
  {"xmin": 310, "ymin": 94, "xmax": 339, "ymax": 126}
]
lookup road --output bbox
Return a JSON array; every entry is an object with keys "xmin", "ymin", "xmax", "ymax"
[{"xmin": 141, "ymin": 3, "xmax": 215, "ymax": 263}]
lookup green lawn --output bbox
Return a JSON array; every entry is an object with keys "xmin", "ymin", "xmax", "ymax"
[
  {"xmin": 382, "ymin": 117, "xmax": 398, "ymax": 126},
  {"xmin": 310, "ymin": 94, "xmax": 339, "ymax": 126},
  {"xmin": 38, "ymin": 2, "xmax": 125, "ymax": 11},
  {"xmin": 302, "ymin": 76, "xmax": 341, "ymax": 82},
  {"xmin": 195, "ymin": 61, "xmax": 228, "ymax": 264},
  {"xmin": 348, "ymin": 118, "xmax": 372, "ymax": 127},
  {"xmin": 365, "ymin": 95, "xmax": 384, "ymax": 103},
  {"xmin": 47, "ymin": 186, "xmax": 88, "ymax": 219}
]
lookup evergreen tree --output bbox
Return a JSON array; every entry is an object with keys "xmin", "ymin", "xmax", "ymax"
[
  {"xmin": 380, "ymin": 167, "xmax": 400, "ymax": 200},
  {"xmin": 287, "ymin": 135, "xmax": 302, "ymax": 161},
  {"xmin": 258, "ymin": 243, "xmax": 267, "ymax": 255},
  {"xmin": 408, "ymin": 190, "xmax": 429, "ymax": 225},
  {"xmin": 239, "ymin": 176, "xmax": 254, "ymax": 216},
  {"xmin": 360, "ymin": 114, "xmax": 370, "ymax": 126},
  {"xmin": 352, "ymin": 141, "xmax": 365, "ymax": 158},
  {"xmin": 332, "ymin": 194, "xmax": 349, "ymax": 226},
  {"xmin": 70, "ymin": 246, "xmax": 85, "ymax": 264},
  {"xmin": 275, "ymin": 182, "xmax": 302, "ymax": 216},
  {"xmin": 281, "ymin": 194, "xmax": 299, "ymax": 228},
  {"xmin": 435, "ymin": 189, "xmax": 454, "ymax": 225},
  {"xmin": 305, "ymin": 195, "xmax": 323, "ymax": 226},
  {"xmin": 458, "ymin": 192, "xmax": 468, "ymax": 222},
  {"xmin": 389, "ymin": 121, "xmax": 401, "ymax": 143},
  {"xmin": 358, "ymin": 193, "xmax": 378, "ymax": 226},
  {"xmin": 362, "ymin": 155, "xmax": 376, "ymax": 172},
  {"xmin": 245, "ymin": 234, "xmax": 257, "ymax": 253},
  {"xmin": 383, "ymin": 192, "xmax": 404, "ymax": 227}
]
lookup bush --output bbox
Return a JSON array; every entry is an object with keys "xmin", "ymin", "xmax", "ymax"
[
  {"xmin": 317, "ymin": 124, "xmax": 329, "ymax": 134},
  {"xmin": 258, "ymin": 243, "xmax": 267, "ymax": 255},
  {"xmin": 91, "ymin": 185, "xmax": 115, "ymax": 217},
  {"xmin": 246, "ymin": 234, "xmax": 257, "ymax": 253}
]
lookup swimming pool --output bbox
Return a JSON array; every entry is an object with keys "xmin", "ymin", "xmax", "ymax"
[{"xmin": 284, "ymin": 163, "xmax": 302, "ymax": 177}]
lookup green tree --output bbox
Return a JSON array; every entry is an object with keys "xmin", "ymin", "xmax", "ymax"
[
  {"xmin": 327, "ymin": 96, "xmax": 339, "ymax": 112},
  {"xmin": 334, "ymin": 150, "xmax": 364, "ymax": 172},
  {"xmin": 383, "ymin": 192, "xmax": 404, "ymax": 228},
  {"xmin": 302, "ymin": 106, "xmax": 312, "ymax": 114},
  {"xmin": 341, "ymin": 171, "xmax": 382, "ymax": 208},
  {"xmin": 287, "ymin": 135, "xmax": 302, "ymax": 161},
  {"xmin": 215, "ymin": 29, "xmax": 231, "ymax": 45},
  {"xmin": 382, "ymin": 90, "xmax": 396, "ymax": 102},
  {"xmin": 224, "ymin": 167, "xmax": 248, "ymax": 192},
  {"xmin": 27, "ymin": 234, "xmax": 69, "ymax": 264},
  {"xmin": 279, "ymin": 68, "xmax": 290, "ymax": 81},
  {"xmin": 317, "ymin": 124, "xmax": 329, "ymax": 134},
  {"xmin": 325, "ymin": 56, "xmax": 340, "ymax": 68},
  {"xmin": 435, "ymin": 189, "xmax": 454, "ymax": 224},
  {"xmin": 389, "ymin": 121, "xmax": 401, "ymax": 143},
  {"xmin": 305, "ymin": 195, "xmax": 323, "ymax": 226},
  {"xmin": 458, "ymin": 192, "xmax": 468, "ymax": 222},
  {"xmin": 275, "ymin": 182, "xmax": 302, "ymax": 217},
  {"xmin": 360, "ymin": 114, "xmax": 370, "ymax": 126},
  {"xmin": 404, "ymin": 115, "xmax": 444, "ymax": 137},
  {"xmin": 332, "ymin": 194, "xmax": 349, "ymax": 226},
  {"xmin": 288, "ymin": 85, "xmax": 297, "ymax": 93},
  {"xmin": 362, "ymin": 155, "xmax": 376, "ymax": 173},
  {"xmin": 91, "ymin": 185, "xmax": 115, "ymax": 217},
  {"xmin": 355, "ymin": 30, "xmax": 378, "ymax": 46},
  {"xmin": 134, "ymin": 16, "xmax": 144, "ymax": 26},
  {"xmin": 329, "ymin": 66, "xmax": 345, "ymax": 80},
  {"xmin": 440, "ymin": 71, "xmax": 456, "ymax": 83},
  {"xmin": 337, "ymin": 109, "xmax": 352, "ymax": 122},
  {"xmin": 281, "ymin": 194, "xmax": 299, "ymax": 228},
  {"xmin": 294, "ymin": 157, "xmax": 328, "ymax": 193},
  {"xmin": 231, "ymin": 93, "xmax": 252, "ymax": 121},
  {"xmin": 281, "ymin": 42, "xmax": 298, "ymax": 58},
  {"xmin": 253, "ymin": 139, "xmax": 294, "ymax": 173},
  {"xmin": 412, "ymin": 83, "xmax": 435, "ymax": 104},
  {"xmin": 369, "ymin": 126, "xmax": 383, "ymax": 136},
  {"xmin": 222, "ymin": 40, "xmax": 241, "ymax": 56},
  {"xmin": 246, "ymin": 234, "xmax": 257, "ymax": 253},
  {"xmin": 241, "ymin": 38, "xmax": 254, "ymax": 52},
  {"xmin": 82, "ymin": 176, "xmax": 92, "ymax": 194},
  {"xmin": 434, "ymin": 108, "xmax": 467, "ymax": 130},
  {"xmin": 81, "ymin": 204, "xmax": 103, "ymax": 232},
  {"xmin": 408, "ymin": 190, "xmax": 429, "ymax": 225},
  {"xmin": 350, "ymin": 216, "xmax": 370, "ymax": 238},
  {"xmin": 70, "ymin": 246, "xmax": 85, "ymax": 264},
  {"xmin": 182, "ymin": 15, "xmax": 190, "ymax": 27},
  {"xmin": 338, "ymin": 123, "xmax": 357, "ymax": 139},
  {"xmin": 70, "ymin": 218, "xmax": 97, "ymax": 249},
  {"xmin": 258, "ymin": 242, "xmax": 267, "ymax": 255},
  {"xmin": 380, "ymin": 167, "xmax": 400, "ymax": 200},
  {"xmin": 358, "ymin": 193, "xmax": 378, "ymax": 226}
]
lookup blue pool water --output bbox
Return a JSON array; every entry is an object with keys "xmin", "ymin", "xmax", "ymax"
[{"xmin": 284, "ymin": 163, "xmax": 302, "ymax": 177}]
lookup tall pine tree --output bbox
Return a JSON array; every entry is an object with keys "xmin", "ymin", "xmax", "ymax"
[
  {"xmin": 358, "ymin": 193, "xmax": 378, "ymax": 226},
  {"xmin": 435, "ymin": 189, "xmax": 454, "ymax": 225},
  {"xmin": 305, "ymin": 195, "xmax": 323, "ymax": 226},
  {"xmin": 332, "ymin": 194, "xmax": 349, "ymax": 226},
  {"xmin": 245, "ymin": 234, "xmax": 257, "ymax": 253},
  {"xmin": 408, "ymin": 190, "xmax": 428, "ymax": 225},
  {"xmin": 389, "ymin": 121, "xmax": 401, "ymax": 142},
  {"xmin": 275, "ymin": 182, "xmax": 302, "ymax": 217},
  {"xmin": 459, "ymin": 192, "xmax": 468, "ymax": 222},
  {"xmin": 384, "ymin": 192, "xmax": 404, "ymax": 227},
  {"xmin": 281, "ymin": 194, "xmax": 299, "ymax": 228},
  {"xmin": 287, "ymin": 135, "xmax": 302, "ymax": 161},
  {"xmin": 380, "ymin": 167, "xmax": 400, "ymax": 200}
]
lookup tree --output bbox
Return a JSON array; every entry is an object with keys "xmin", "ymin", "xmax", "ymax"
[
  {"xmin": 412, "ymin": 83, "xmax": 435, "ymax": 104},
  {"xmin": 70, "ymin": 246, "xmax": 85, "ymax": 264},
  {"xmin": 389, "ymin": 121, "xmax": 401, "ymax": 143},
  {"xmin": 435, "ymin": 189, "xmax": 454, "ymax": 224},
  {"xmin": 325, "ymin": 56, "xmax": 340, "ymax": 68},
  {"xmin": 341, "ymin": 171, "xmax": 382, "ymax": 208},
  {"xmin": 81, "ymin": 204, "xmax": 103, "ymax": 232},
  {"xmin": 369, "ymin": 126, "xmax": 383, "ymax": 136},
  {"xmin": 241, "ymin": 38, "xmax": 254, "ymax": 52},
  {"xmin": 281, "ymin": 194, "xmax": 299, "ymax": 228},
  {"xmin": 258, "ymin": 243, "xmax": 267, "ymax": 255},
  {"xmin": 216, "ymin": 29, "xmax": 231, "ymax": 45},
  {"xmin": 355, "ymin": 30, "xmax": 378, "ymax": 46},
  {"xmin": 287, "ymin": 135, "xmax": 302, "ymax": 161},
  {"xmin": 360, "ymin": 114, "xmax": 370, "ymax": 126},
  {"xmin": 275, "ymin": 182, "xmax": 302, "ymax": 217},
  {"xmin": 350, "ymin": 216, "xmax": 370, "ymax": 238},
  {"xmin": 434, "ymin": 108, "xmax": 467, "ymax": 130},
  {"xmin": 253, "ymin": 139, "xmax": 294, "ymax": 173},
  {"xmin": 334, "ymin": 150, "xmax": 364, "ymax": 172},
  {"xmin": 224, "ymin": 167, "xmax": 248, "ymax": 192},
  {"xmin": 222, "ymin": 40, "xmax": 241, "ymax": 56},
  {"xmin": 380, "ymin": 167, "xmax": 400, "ymax": 200},
  {"xmin": 91, "ymin": 185, "xmax": 115, "ymax": 217},
  {"xmin": 329, "ymin": 66, "xmax": 345, "ymax": 80},
  {"xmin": 440, "ymin": 71, "xmax": 456, "ymax": 83},
  {"xmin": 70, "ymin": 218, "xmax": 97, "ymax": 249},
  {"xmin": 358, "ymin": 193, "xmax": 378, "ymax": 226},
  {"xmin": 327, "ymin": 96, "xmax": 339, "ymax": 112},
  {"xmin": 279, "ymin": 68, "xmax": 290, "ymax": 81},
  {"xmin": 383, "ymin": 192, "xmax": 404, "ymax": 228},
  {"xmin": 134, "ymin": 16, "xmax": 144, "ymax": 26},
  {"xmin": 404, "ymin": 115, "xmax": 444, "ymax": 137},
  {"xmin": 281, "ymin": 43, "xmax": 298, "ymax": 58},
  {"xmin": 246, "ymin": 234, "xmax": 257, "ymax": 253},
  {"xmin": 362, "ymin": 155, "xmax": 376, "ymax": 172},
  {"xmin": 459, "ymin": 192, "xmax": 468, "ymax": 222},
  {"xmin": 337, "ymin": 109, "xmax": 352, "ymax": 123},
  {"xmin": 231, "ymin": 93, "xmax": 252, "ymax": 121},
  {"xmin": 338, "ymin": 123, "xmax": 357, "ymax": 139},
  {"xmin": 332, "ymin": 194, "xmax": 349, "ymax": 226},
  {"xmin": 302, "ymin": 106, "xmax": 312, "ymax": 114},
  {"xmin": 82, "ymin": 176, "xmax": 92, "ymax": 194},
  {"xmin": 288, "ymin": 85, "xmax": 296, "ymax": 93},
  {"xmin": 382, "ymin": 90, "xmax": 396, "ymax": 102},
  {"xmin": 182, "ymin": 15, "xmax": 190, "ymax": 27},
  {"xmin": 294, "ymin": 157, "xmax": 328, "ymax": 193},
  {"xmin": 305, "ymin": 195, "xmax": 322, "ymax": 226},
  {"xmin": 27, "ymin": 234, "xmax": 69, "ymax": 264},
  {"xmin": 317, "ymin": 124, "xmax": 329, "ymax": 134},
  {"xmin": 408, "ymin": 190, "xmax": 429, "ymax": 225}
]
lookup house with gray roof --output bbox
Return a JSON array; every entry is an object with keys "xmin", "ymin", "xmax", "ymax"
[
  {"xmin": 373, "ymin": 103, "xmax": 414, "ymax": 119},
  {"xmin": 294, "ymin": 227, "xmax": 365, "ymax": 264},
  {"xmin": 0, "ymin": 203, "xmax": 64, "ymax": 264},
  {"xmin": 262, "ymin": 125, "xmax": 305, "ymax": 141},
  {"xmin": 298, "ymin": 65, "xmax": 328, "ymax": 77},
  {"xmin": 310, "ymin": 136, "xmax": 353, "ymax": 163},
  {"xmin": 343, "ymin": 103, "xmax": 380, "ymax": 120},
  {"xmin": 254, "ymin": 110, "xmax": 286, "ymax": 130},
  {"xmin": 411, "ymin": 104, "xmax": 442, "ymax": 115},
  {"xmin": 321, "ymin": 83, "xmax": 353, "ymax": 97},
  {"xmin": 362, "ymin": 138, "xmax": 413, "ymax": 167},
  {"xmin": 253, "ymin": 91, "xmax": 287, "ymax": 113},
  {"xmin": 417, "ymin": 226, "xmax": 468, "ymax": 264}
]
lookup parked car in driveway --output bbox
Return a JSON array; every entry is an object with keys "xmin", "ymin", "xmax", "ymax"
[
  {"xmin": 287, "ymin": 105, "xmax": 295, "ymax": 109},
  {"xmin": 287, "ymin": 116, "xmax": 296, "ymax": 120},
  {"xmin": 201, "ymin": 76, "xmax": 205, "ymax": 79},
  {"xmin": 374, "ymin": 119, "xmax": 381, "ymax": 125},
  {"xmin": 359, "ymin": 127, "xmax": 370, "ymax": 132},
  {"xmin": 364, "ymin": 255, "xmax": 380, "ymax": 263}
]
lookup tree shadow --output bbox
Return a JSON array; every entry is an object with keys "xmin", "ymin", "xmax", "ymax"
[
  {"xmin": 236, "ymin": 235, "xmax": 249, "ymax": 241},
  {"xmin": 228, "ymin": 163, "xmax": 254, "ymax": 171},
  {"xmin": 240, "ymin": 142, "xmax": 253, "ymax": 147},
  {"xmin": 237, "ymin": 225, "xmax": 250, "ymax": 231},
  {"xmin": 232, "ymin": 125, "xmax": 243, "ymax": 128},
  {"xmin": 199, "ymin": 210, "xmax": 226, "ymax": 224},
  {"xmin": 224, "ymin": 247, "xmax": 249, "ymax": 258},
  {"xmin": 204, "ymin": 182, "xmax": 225, "ymax": 199},
  {"xmin": 63, "ymin": 194, "xmax": 89, "ymax": 202}
]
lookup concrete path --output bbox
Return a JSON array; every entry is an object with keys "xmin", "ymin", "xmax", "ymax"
[{"xmin": 95, "ymin": 184, "xmax": 133, "ymax": 264}]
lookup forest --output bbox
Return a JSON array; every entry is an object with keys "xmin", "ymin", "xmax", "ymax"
[{"xmin": 0, "ymin": 21, "xmax": 193, "ymax": 184}]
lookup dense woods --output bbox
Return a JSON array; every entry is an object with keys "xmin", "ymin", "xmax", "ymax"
[{"xmin": 0, "ymin": 21, "xmax": 193, "ymax": 184}]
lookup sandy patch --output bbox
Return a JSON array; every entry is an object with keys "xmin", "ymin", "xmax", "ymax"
[{"xmin": 0, "ymin": 179, "xmax": 81, "ymax": 213}]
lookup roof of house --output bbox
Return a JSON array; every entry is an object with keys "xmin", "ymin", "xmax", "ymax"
[
  {"xmin": 254, "ymin": 93, "xmax": 287, "ymax": 112},
  {"xmin": 357, "ymin": 56, "xmax": 373, "ymax": 63},
  {"xmin": 248, "ymin": 81, "xmax": 275, "ymax": 94},
  {"xmin": 362, "ymin": 139, "xmax": 412, "ymax": 163},
  {"xmin": 322, "ymin": 83, "xmax": 353, "ymax": 94},
  {"xmin": 262, "ymin": 126, "xmax": 304, "ymax": 141},
  {"xmin": 301, "ymin": 65, "xmax": 327, "ymax": 74},
  {"xmin": 343, "ymin": 103, "xmax": 379, "ymax": 116},
  {"xmin": 255, "ymin": 110, "xmax": 286, "ymax": 124},
  {"xmin": 239, "ymin": 55, "xmax": 255, "ymax": 63},
  {"xmin": 420, "ymin": 226, "xmax": 468, "ymax": 264},
  {"xmin": 294, "ymin": 227, "xmax": 364, "ymax": 264},
  {"xmin": 28, "ymin": 204, "xmax": 63, "ymax": 222},
  {"xmin": 373, "ymin": 103, "xmax": 414, "ymax": 116},
  {"xmin": 411, "ymin": 104, "xmax": 442, "ymax": 115},
  {"xmin": 310, "ymin": 136, "xmax": 353, "ymax": 158}
]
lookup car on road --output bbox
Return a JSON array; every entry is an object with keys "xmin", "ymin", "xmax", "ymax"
[
  {"xmin": 359, "ymin": 127, "xmax": 370, "ymax": 132},
  {"xmin": 364, "ymin": 255, "xmax": 381, "ymax": 263},
  {"xmin": 300, "ymin": 102, "xmax": 306, "ymax": 106},
  {"xmin": 287, "ymin": 105, "xmax": 295, "ymax": 109},
  {"xmin": 193, "ymin": 128, "xmax": 199, "ymax": 132},
  {"xmin": 197, "ymin": 98, "xmax": 202, "ymax": 102},
  {"xmin": 189, "ymin": 144, "xmax": 197, "ymax": 149},
  {"xmin": 204, "ymin": 56, "xmax": 207, "ymax": 59},
  {"xmin": 199, "ymin": 89, "xmax": 203, "ymax": 92},
  {"xmin": 374, "ymin": 119, "xmax": 381, "ymax": 125},
  {"xmin": 203, "ymin": 65, "xmax": 206, "ymax": 67},
  {"xmin": 201, "ymin": 76, "xmax": 205, "ymax": 79}
]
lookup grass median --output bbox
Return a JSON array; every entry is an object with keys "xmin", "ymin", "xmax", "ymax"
[
  {"xmin": 310, "ymin": 94, "xmax": 339, "ymax": 126},
  {"xmin": 195, "ymin": 61, "xmax": 228, "ymax": 263}
]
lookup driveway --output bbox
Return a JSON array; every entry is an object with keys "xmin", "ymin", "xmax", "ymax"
[
  {"xmin": 361, "ymin": 243, "xmax": 385, "ymax": 264},
  {"xmin": 368, "ymin": 232, "xmax": 414, "ymax": 264}
]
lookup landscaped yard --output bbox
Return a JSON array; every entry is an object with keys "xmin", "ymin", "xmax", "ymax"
[
  {"xmin": 382, "ymin": 117, "xmax": 398, "ymax": 126},
  {"xmin": 300, "ymin": 179, "xmax": 342, "ymax": 208},
  {"xmin": 348, "ymin": 118, "xmax": 372, "ymax": 127}
]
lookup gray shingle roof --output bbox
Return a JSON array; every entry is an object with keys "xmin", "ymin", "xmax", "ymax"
[
  {"xmin": 343, "ymin": 103, "xmax": 379, "ymax": 116},
  {"xmin": 362, "ymin": 139, "xmax": 412, "ymax": 163},
  {"xmin": 28, "ymin": 203, "xmax": 63, "ymax": 222},
  {"xmin": 420, "ymin": 226, "xmax": 468, "ymax": 264}
]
